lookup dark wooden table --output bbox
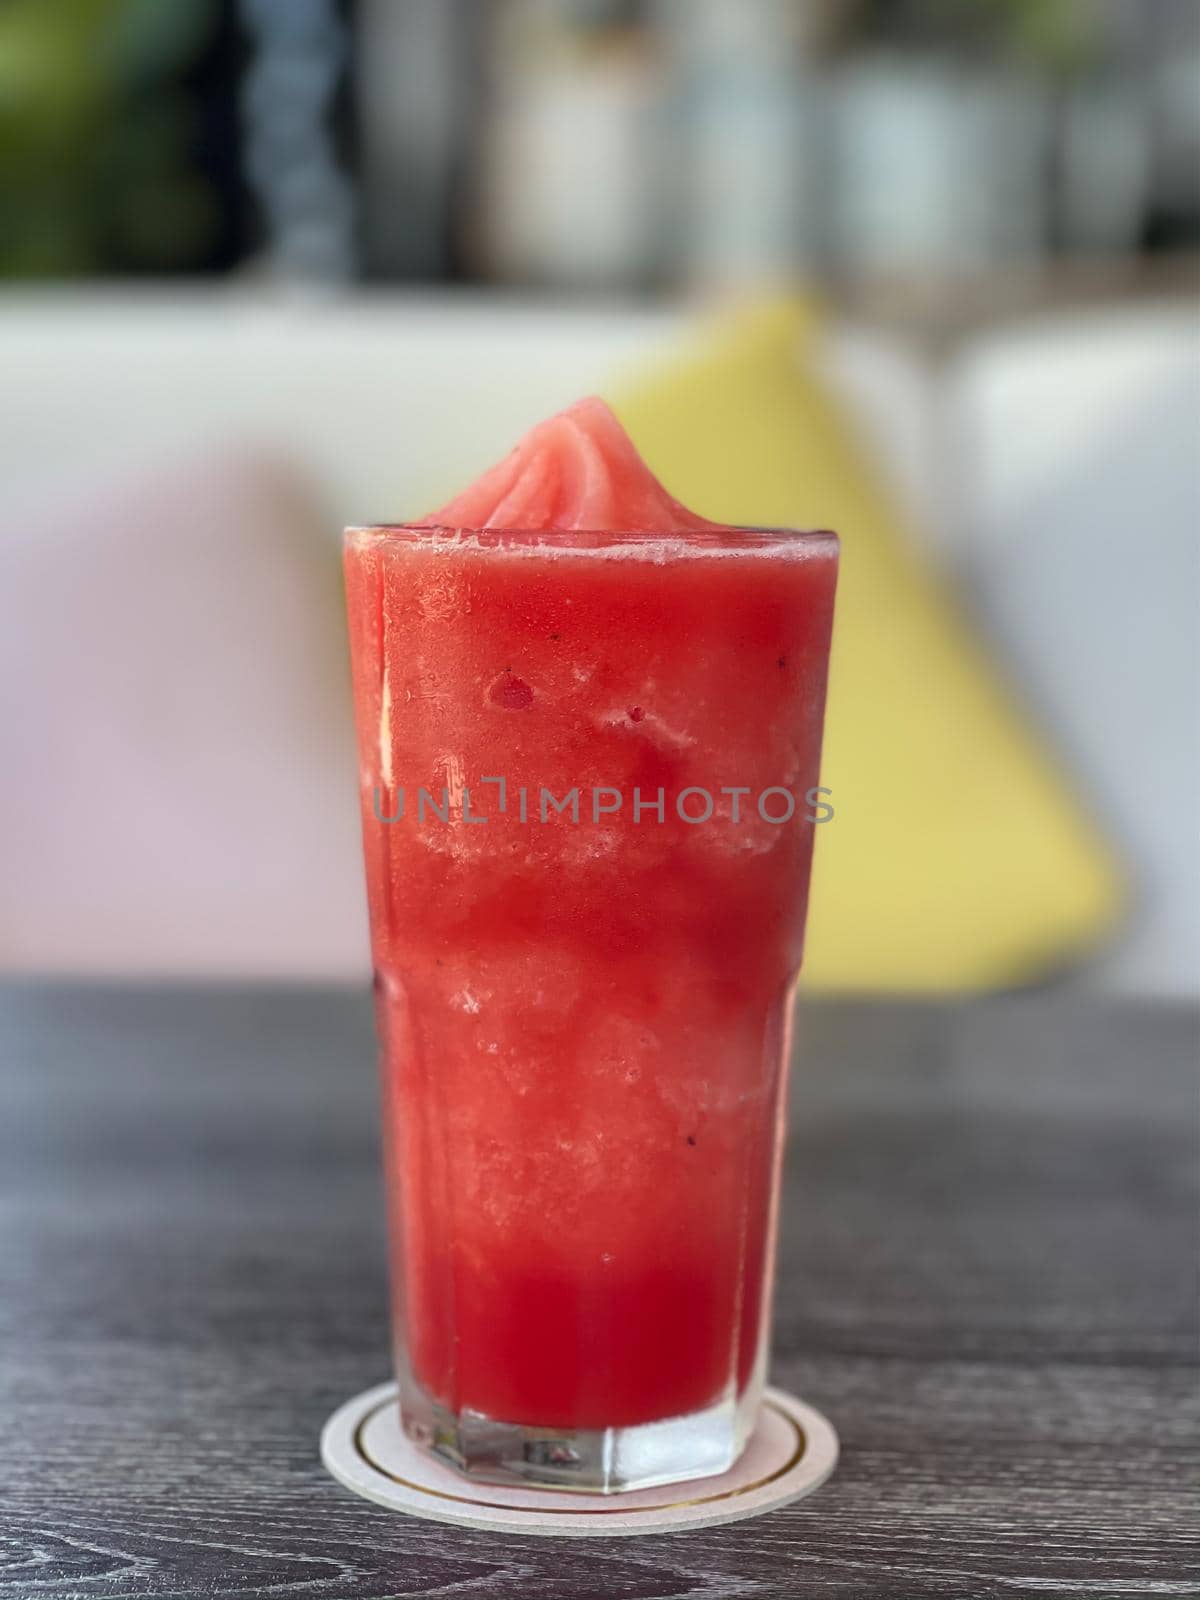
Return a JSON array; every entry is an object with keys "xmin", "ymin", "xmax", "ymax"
[{"xmin": 1, "ymin": 986, "xmax": 1196, "ymax": 1598}]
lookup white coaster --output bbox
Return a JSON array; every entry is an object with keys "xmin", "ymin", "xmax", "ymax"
[{"xmin": 320, "ymin": 1383, "xmax": 838, "ymax": 1538}]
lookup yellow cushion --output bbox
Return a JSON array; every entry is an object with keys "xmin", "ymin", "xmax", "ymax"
[{"xmin": 612, "ymin": 301, "xmax": 1124, "ymax": 991}]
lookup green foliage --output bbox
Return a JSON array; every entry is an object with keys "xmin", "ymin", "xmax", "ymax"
[
  {"xmin": 0, "ymin": 0, "xmax": 220, "ymax": 275},
  {"xmin": 841, "ymin": 0, "xmax": 1097, "ymax": 70},
  {"xmin": 929, "ymin": 0, "xmax": 1094, "ymax": 68}
]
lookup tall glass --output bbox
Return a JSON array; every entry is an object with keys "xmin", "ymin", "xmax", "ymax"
[{"xmin": 344, "ymin": 523, "xmax": 837, "ymax": 1493}]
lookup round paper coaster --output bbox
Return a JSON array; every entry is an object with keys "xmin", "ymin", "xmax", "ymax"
[{"xmin": 320, "ymin": 1383, "xmax": 838, "ymax": 1538}]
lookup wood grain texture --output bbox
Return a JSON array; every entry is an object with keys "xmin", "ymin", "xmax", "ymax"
[{"xmin": 0, "ymin": 986, "xmax": 1196, "ymax": 1598}]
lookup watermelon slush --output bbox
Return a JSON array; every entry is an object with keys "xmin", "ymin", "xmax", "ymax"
[{"xmin": 344, "ymin": 400, "xmax": 837, "ymax": 1490}]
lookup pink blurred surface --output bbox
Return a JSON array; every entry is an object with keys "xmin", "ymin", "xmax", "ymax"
[{"xmin": 0, "ymin": 449, "xmax": 366, "ymax": 978}]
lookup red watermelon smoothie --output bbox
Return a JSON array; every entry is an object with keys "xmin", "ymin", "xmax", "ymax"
[{"xmin": 344, "ymin": 400, "xmax": 837, "ymax": 1491}]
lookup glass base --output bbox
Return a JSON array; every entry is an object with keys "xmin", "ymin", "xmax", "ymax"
[{"xmin": 399, "ymin": 1376, "xmax": 762, "ymax": 1495}]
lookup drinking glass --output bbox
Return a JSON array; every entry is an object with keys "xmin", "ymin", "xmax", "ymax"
[{"xmin": 344, "ymin": 522, "xmax": 837, "ymax": 1492}]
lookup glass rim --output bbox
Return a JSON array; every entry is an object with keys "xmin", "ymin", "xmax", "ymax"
[{"xmin": 344, "ymin": 523, "xmax": 838, "ymax": 556}]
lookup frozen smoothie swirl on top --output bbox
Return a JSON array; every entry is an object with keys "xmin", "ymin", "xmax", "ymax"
[{"xmin": 418, "ymin": 397, "xmax": 722, "ymax": 534}]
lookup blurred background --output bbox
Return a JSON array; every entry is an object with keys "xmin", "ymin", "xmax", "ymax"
[{"xmin": 1, "ymin": 0, "xmax": 1197, "ymax": 999}]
